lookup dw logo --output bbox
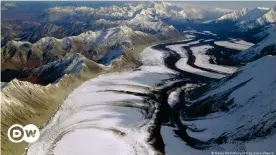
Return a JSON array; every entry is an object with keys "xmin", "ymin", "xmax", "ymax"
[{"xmin": 7, "ymin": 124, "xmax": 40, "ymax": 143}]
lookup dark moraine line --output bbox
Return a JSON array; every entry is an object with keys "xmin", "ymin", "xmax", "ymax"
[
  {"xmin": 152, "ymin": 42, "xmax": 218, "ymax": 83},
  {"xmin": 153, "ymin": 79, "xmax": 212, "ymax": 152},
  {"xmin": 183, "ymin": 44, "xmax": 231, "ymax": 76},
  {"xmin": 207, "ymin": 41, "xmax": 243, "ymax": 66},
  {"xmin": 100, "ymin": 76, "xmax": 213, "ymax": 154},
  {"xmin": 192, "ymin": 35, "xmax": 244, "ymax": 66},
  {"xmin": 147, "ymin": 35, "xmax": 249, "ymax": 153},
  {"xmin": 152, "ymin": 79, "xmax": 215, "ymax": 150},
  {"xmin": 103, "ymin": 37, "xmax": 240, "ymax": 153},
  {"xmin": 98, "ymin": 88, "xmax": 166, "ymax": 154},
  {"xmin": 149, "ymin": 79, "xmax": 193, "ymax": 154},
  {"xmin": 171, "ymin": 90, "xmax": 211, "ymax": 149},
  {"xmin": 148, "ymin": 38, "xmax": 227, "ymax": 152},
  {"xmin": 182, "ymin": 33, "xmax": 245, "ymax": 67}
]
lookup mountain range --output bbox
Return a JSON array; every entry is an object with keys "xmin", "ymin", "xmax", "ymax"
[{"xmin": 1, "ymin": 2, "xmax": 276, "ymax": 155}]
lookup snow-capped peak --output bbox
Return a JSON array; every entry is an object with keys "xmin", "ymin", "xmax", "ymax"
[
  {"xmin": 256, "ymin": 7, "xmax": 270, "ymax": 10},
  {"xmin": 217, "ymin": 8, "xmax": 249, "ymax": 21},
  {"xmin": 238, "ymin": 7, "xmax": 270, "ymax": 24},
  {"xmin": 238, "ymin": 7, "xmax": 276, "ymax": 30}
]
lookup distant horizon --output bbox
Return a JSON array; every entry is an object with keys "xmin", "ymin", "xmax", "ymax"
[
  {"xmin": 1, "ymin": 1, "xmax": 276, "ymax": 10},
  {"xmin": 173, "ymin": 1, "xmax": 276, "ymax": 9}
]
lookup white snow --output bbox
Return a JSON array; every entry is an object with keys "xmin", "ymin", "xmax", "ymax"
[
  {"xmin": 204, "ymin": 39, "xmax": 215, "ymax": 42},
  {"xmin": 166, "ymin": 44, "xmax": 187, "ymax": 57},
  {"xmin": 215, "ymin": 40, "xmax": 254, "ymax": 51},
  {"xmin": 203, "ymin": 31, "xmax": 217, "ymax": 36},
  {"xmin": 167, "ymin": 42, "xmax": 228, "ymax": 79},
  {"xmin": 187, "ymin": 56, "xmax": 276, "ymax": 143},
  {"xmin": 176, "ymin": 58, "xmax": 224, "ymax": 79},
  {"xmin": 140, "ymin": 47, "xmax": 166, "ymax": 66},
  {"xmin": 25, "ymin": 36, "xmax": 275, "ymax": 155},
  {"xmin": 186, "ymin": 40, "xmax": 202, "ymax": 45},
  {"xmin": 216, "ymin": 7, "xmax": 275, "ymax": 30},
  {"xmin": 183, "ymin": 30, "xmax": 217, "ymax": 36},
  {"xmin": 167, "ymin": 88, "xmax": 181, "ymax": 107},
  {"xmin": 217, "ymin": 8, "xmax": 249, "ymax": 21},
  {"xmin": 231, "ymin": 39, "xmax": 255, "ymax": 46},
  {"xmin": 27, "ymin": 70, "xmax": 171, "ymax": 155},
  {"xmin": 239, "ymin": 7, "xmax": 276, "ymax": 30},
  {"xmin": 233, "ymin": 26, "xmax": 276, "ymax": 62},
  {"xmin": 239, "ymin": 7, "xmax": 270, "ymax": 24},
  {"xmin": 27, "ymin": 45, "xmax": 176, "ymax": 155},
  {"xmin": 191, "ymin": 45, "xmax": 238, "ymax": 74},
  {"xmin": 163, "ymin": 56, "xmax": 276, "ymax": 155},
  {"xmin": 53, "ymin": 129, "xmax": 139, "ymax": 155}
]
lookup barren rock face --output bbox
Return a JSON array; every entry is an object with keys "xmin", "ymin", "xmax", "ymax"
[{"xmin": 1, "ymin": 26, "xmax": 160, "ymax": 84}]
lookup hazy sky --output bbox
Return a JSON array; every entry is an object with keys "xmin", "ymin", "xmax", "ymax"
[
  {"xmin": 1, "ymin": 0, "xmax": 276, "ymax": 10},
  {"xmin": 173, "ymin": 1, "xmax": 276, "ymax": 9}
]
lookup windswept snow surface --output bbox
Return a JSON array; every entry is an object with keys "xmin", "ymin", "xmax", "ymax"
[
  {"xmin": 140, "ymin": 46, "xmax": 166, "ymax": 66},
  {"xmin": 27, "ymin": 45, "xmax": 175, "ymax": 155},
  {"xmin": 27, "ymin": 69, "xmax": 173, "ymax": 155},
  {"xmin": 215, "ymin": 40, "xmax": 254, "ymax": 51},
  {"xmin": 140, "ymin": 46, "xmax": 176, "ymax": 74}
]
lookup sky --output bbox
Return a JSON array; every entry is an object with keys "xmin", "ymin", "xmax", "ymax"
[
  {"xmin": 173, "ymin": 1, "xmax": 276, "ymax": 9},
  {"xmin": 1, "ymin": 0, "xmax": 276, "ymax": 10}
]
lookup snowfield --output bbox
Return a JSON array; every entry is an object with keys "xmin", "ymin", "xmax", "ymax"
[
  {"xmin": 215, "ymin": 40, "xmax": 254, "ymax": 51},
  {"xmin": 27, "ymin": 69, "xmax": 172, "ymax": 155},
  {"xmin": 140, "ymin": 47, "xmax": 167, "ymax": 66},
  {"xmin": 176, "ymin": 57, "xmax": 225, "ymax": 79},
  {"xmin": 27, "ymin": 45, "xmax": 176, "ymax": 155}
]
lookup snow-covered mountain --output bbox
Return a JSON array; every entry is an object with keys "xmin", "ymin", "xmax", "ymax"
[
  {"xmin": 9, "ymin": 33, "xmax": 274, "ymax": 155},
  {"xmin": 2, "ymin": 2, "xmax": 276, "ymax": 155},
  {"xmin": 184, "ymin": 56, "xmax": 276, "ymax": 154},
  {"xmin": 1, "ymin": 2, "xmax": 235, "ymax": 46},
  {"xmin": 217, "ymin": 8, "xmax": 250, "ymax": 22},
  {"xmin": 238, "ymin": 7, "xmax": 270, "ymax": 24},
  {"xmin": 1, "ymin": 26, "xmax": 152, "ymax": 69},
  {"xmin": 1, "ymin": 26, "xmax": 161, "ymax": 84},
  {"xmin": 214, "ymin": 6, "xmax": 276, "ymax": 31},
  {"xmin": 239, "ymin": 7, "xmax": 276, "ymax": 30},
  {"xmin": 43, "ymin": 2, "xmax": 232, "ymax": 26},
  {"xmin": 233, "ymin": 25, "xmax": 276, "ymax": 62},
  {"xmin": 127, "ymin": 14, "xmax": 180, "ymax": 36},
  {"xmin": 43, "ymin": 2, "xmax": 229, "ymax": 22}
]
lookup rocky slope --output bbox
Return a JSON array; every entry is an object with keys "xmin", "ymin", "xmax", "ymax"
[
  {"xmin": 183, "ymin": 56, "xmax": 276, "ymax": 153},
  {"xmin": 233, "ymin": 25, "xmax": 276, "ymax": 62},
  {"xmin": 1, "ymin": 26, "xmax": 160, "ymax": 84}
]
